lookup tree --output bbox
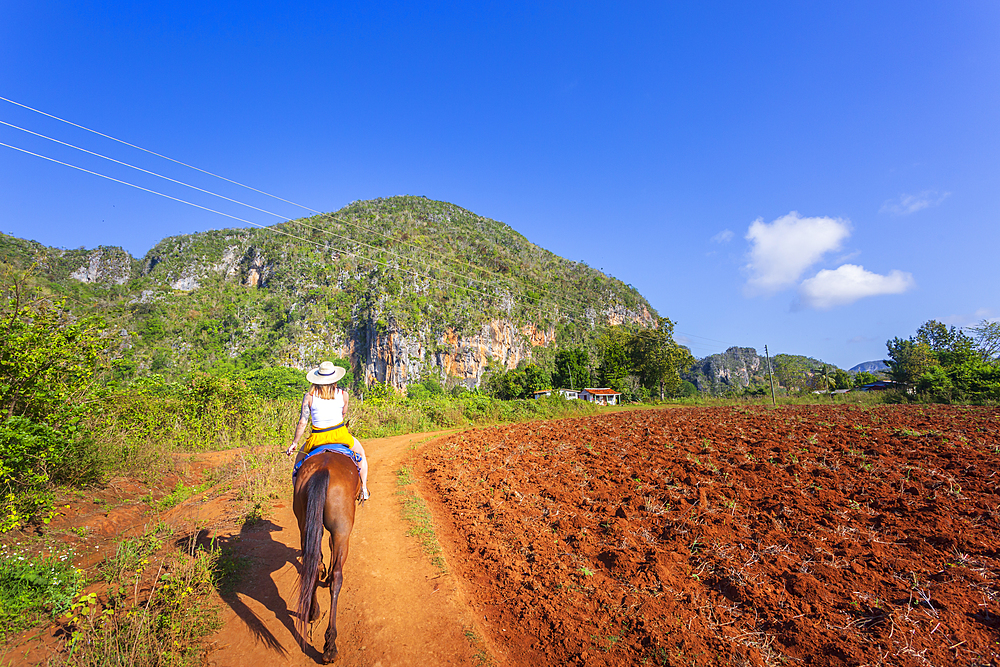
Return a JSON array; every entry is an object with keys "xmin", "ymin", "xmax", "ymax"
[
  {"xmin": 885, "ymin": 337, "xmax": 935, "ymax": 385},
  {"xmin": 832, "ymin": 368, "xmax": 852, "ymax": 390},
  {"xmin": 852, "ymin": 371, "xmax": 879, "ymax": 387},
  {"xmin": 484, "ymin": 363, "xmax": 550, "ymax": 400},
  {"xmin": 914, "ymin": 320, "xmax": 964, "ymax": 354},
  {"xmin": 553, "ymin": 348, "xmax": 590, "ymax": 390},
  {"xmin": 1, "ymin": 294, "xmax": 109, "ymax": 423},
  {"xmin": 629, "ymin": 318, "xmax": 694, "ymax": 400},
  {"xmin": 596, "ymin": 327, "xmax": 632, "ymax": 393},
  {"xmin": 814, "ymin": 365, "xmax": 835, "ymax": 393},
  {"xmin": 1, "ymin": 272, "xmax": 113, "ymax": 528},
  {"xmin": 772, "ymin": 355, "xmax": 812, "ymax": 393},
  {"xmin": 967, "ymin": 319, "xmax": 1000, "ymax": 363},
  {"xmin": 885, "ymin": 319, "xmax": 1000, "ymax": 403}
]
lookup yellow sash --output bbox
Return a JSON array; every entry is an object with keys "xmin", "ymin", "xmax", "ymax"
[{"xmin": 302, "ymin": 422, "xmax": 354, "ymax": 454}]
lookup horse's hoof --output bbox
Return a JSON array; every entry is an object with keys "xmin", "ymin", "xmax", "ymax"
[{"xmin": 321, "ymin": 643, "xmax": 339, "ymax": 663}]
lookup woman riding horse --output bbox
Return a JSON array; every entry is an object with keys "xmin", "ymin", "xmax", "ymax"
[
  {"xmin": 285, "ymin": 361, "xmax": 370, "ymax": 501},
  {"xmin": 292, "ymin": 425, "xmax": 361, "ymax": 663},
  {"xmin": 286, "ymin": 361, "xmax": 368, "ymax": 662}
]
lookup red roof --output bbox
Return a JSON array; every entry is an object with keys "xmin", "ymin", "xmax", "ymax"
[{"xmin": 583, "ymin": 388, "xmax": 620, "ymax": 395}]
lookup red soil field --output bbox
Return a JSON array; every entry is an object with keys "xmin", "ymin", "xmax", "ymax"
[{"xmin": 420, "ymin": 405, "xmax": 1000, "ymax": 667}]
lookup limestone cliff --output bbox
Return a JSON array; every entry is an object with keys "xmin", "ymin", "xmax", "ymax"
[{"xmin": 685, "ymin": 347, "xmax": 766, "ymax": 394}]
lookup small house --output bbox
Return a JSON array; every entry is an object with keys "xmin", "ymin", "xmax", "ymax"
[
  {"xmin": 579, "ymin": 388, "xmax": 621, "ymax": 405},
  {"xmin": 533, "ymin": 389, "xmax": 580, "ymax": 400}
]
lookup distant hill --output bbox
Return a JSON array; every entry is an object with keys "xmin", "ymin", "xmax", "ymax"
[
  {"xmin": 684, "ymin": 347, "xmax": 837, "ymax": 395},
  {"xmin": 684, "ymin": 347, "xmax": 764, "ymax": 394},
  {"xmin": 1, "ymin": 196, "xmax": 658, "ymax": 390},
  {"xmin": 849, "ymin": 360, "xmax": 888, "ymax": 374}
]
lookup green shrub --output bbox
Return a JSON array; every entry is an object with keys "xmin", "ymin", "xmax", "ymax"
[
  {"xmin": 363, "ymin": 380, "xmax": 398, "ymax": 407},
  {"xmin": 0, "ymin": 416, "xmax": 104, "ymax": 530},
  {"xmin": 239, "ymin": 366, "xmax": 309, "ymax": 400},
  {"xmin": 0, "ymin": 547, "xmax": 81, "ymax": 640}
]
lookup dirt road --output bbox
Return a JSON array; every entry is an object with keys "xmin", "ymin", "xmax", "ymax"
[{"xmin": 203, "ymin": 431, "xmax": 489, "ymax": 667}]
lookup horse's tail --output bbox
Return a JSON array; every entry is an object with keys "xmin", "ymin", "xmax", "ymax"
[{"xmin": 296, "ymin": 467, "xmax": 329, "ymax": 643}]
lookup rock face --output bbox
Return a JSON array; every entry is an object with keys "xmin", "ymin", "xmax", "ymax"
[
  {"xmin": 685, "ymin": 347, "xmax": 766, "ymax": 394},
  {"xmin": 68, "ymin": 246, "xmax": 134, "ymax": 285},
  {"xmin": 360, "ymin": 319, "xmax": 558, "ymax": 388}
]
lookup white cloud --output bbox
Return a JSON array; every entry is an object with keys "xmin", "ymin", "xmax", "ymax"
[
  {"xmin": 744, "ymin": 212, "xmax": 851, "ymax": 294},
  {"xmin": 710, "ymin": 229, "xmax": 734, "ymax": 243},
  {"xmin": 797, "ymin": 264, "xmax": 915, "ymax": 309},
  {"xmin": 880, "ymin": 190, "xmax": 950, "ymax": 216}
]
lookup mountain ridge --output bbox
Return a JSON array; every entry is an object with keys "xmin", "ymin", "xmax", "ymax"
[{"xmin": 1, "ymin": 196, "xmax": 657, "ymax": 390}]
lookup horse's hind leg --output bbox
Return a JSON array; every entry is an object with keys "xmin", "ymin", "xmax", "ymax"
[{"xmin": 322, "ymin": 531, "xmax": 350, "ymax": 663}]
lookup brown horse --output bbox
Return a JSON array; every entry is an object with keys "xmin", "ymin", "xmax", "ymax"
[{"xmin": 292, "ymin": 451, "xmax": 361, "ymax": 663}]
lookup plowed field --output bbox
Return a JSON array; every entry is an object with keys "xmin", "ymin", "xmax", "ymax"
[{"xmin": 420, "ymin": 405, "xmax": 1000, "ymax": 666}]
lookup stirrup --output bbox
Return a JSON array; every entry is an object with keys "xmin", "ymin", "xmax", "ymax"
[{"xmin": 359, "ymin": 488, "xmax": 370, "ymax": 502}]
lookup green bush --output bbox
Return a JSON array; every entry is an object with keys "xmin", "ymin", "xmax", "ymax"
[
  {"xmin": 0, "ymin": 416, "xmax": 61, "ymax": 492},
  {"xmin": 0, "ymin": 547, "xmax": 81, "ymax": 640},
  {"xmin": 0, "ymin": 416, "xmax": 104, "ymax": 531},
  {"xmin": 363, "ymin": 380, "xmax": 398, "ymax": 407},
  {"xmin": 239, "ymin": 366, "xmax": 309, "ymax": 400}
]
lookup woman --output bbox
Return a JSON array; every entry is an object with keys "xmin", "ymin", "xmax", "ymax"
[{"xmin": 285, "ymin": 361, "xmax": 370, "ymax": 501}]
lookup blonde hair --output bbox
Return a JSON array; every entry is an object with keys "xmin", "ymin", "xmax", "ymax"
[{"xmin": 310, "ymin": 383, "xmax": 339, "ymax": 400}]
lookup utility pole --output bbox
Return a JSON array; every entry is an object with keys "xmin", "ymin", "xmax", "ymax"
[{"xmin": 765, "ymin": 345, "xmax": 777, "ymax": 408}]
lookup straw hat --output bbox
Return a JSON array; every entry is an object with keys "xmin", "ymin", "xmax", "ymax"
[{"xmin": 306, "ymin": 361, "xmax": 346, "ymax": 385}]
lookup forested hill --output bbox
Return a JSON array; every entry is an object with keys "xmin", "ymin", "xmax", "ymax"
[
  {"xmin": 1, "ymin": 196, "xmax": 657, "ymax": 389},
  {"xmin": 684, "ymin": 347, "xmax": 842, "ymax": 395}
]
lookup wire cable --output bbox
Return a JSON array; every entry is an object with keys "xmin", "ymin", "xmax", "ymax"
[{"xmin": 0, "ymin": 95, "xmax": 318, "ymax": 215}]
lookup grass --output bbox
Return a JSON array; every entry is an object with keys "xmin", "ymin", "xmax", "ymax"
[
  {"xmin": 100, "ymin": 525, "xmax": 174, "ymax": 588},
  {"xmin": 463, "ymin": 627, "xmax": 494, "ymax": 667},
  {"xmin": 235, "ymin": 450, "xmax": 286, "ymax": 525},
  {"xmin": 0, "ymin": 544, "xmax": 81, "ymax": 640},
  {"xmin": 352, "ymin": 393, "xmax": 603, "ymax": 439},
  {"xmin": 60, "ymin": 543, "xmax": 223, "ymax": 667},
  {"xmin": 153, "ymin": 481, "xmax": 209, "ymax": 511},
  {"xmin": 395, "ymin": 465, "xmax": 447, "ymax": 573}
]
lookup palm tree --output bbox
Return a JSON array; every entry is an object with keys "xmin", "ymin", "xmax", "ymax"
[{"xmin": 817, "ymin": 365, "xmax": 835, "ymax": 396}]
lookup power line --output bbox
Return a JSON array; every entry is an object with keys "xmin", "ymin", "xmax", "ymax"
[
  {"xmin": 0, "ymin": 118, "xmax": 505, "ymax": 291},
  {"xmin": 0, "ymin": 118, "xmax": 297, "ymax": 223},
  {"xmin": 0, "ymin": 94, "xmax": 318, "ymax": 215},
  {"xmin": 1, "ymin": 96, "xmax": 523, "ymax": 292},
  {"xmin": 675, "ymin": 330, "xmax": 736, "ymax": 347}
]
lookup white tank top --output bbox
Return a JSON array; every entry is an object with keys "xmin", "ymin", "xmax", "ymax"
[{"xmin": 310, "ymin": 390, "xmax": 345, "ymax": 428}]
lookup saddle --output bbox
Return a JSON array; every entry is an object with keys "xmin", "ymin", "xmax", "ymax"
[{"xmin": 292, "ymin": 443, "xmax": 362, "ymax": 479}]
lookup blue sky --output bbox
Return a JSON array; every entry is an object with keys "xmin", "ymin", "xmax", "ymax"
[{"xmin": 2, "ymin": 1, "xmax": 998, "ymax": 368}]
